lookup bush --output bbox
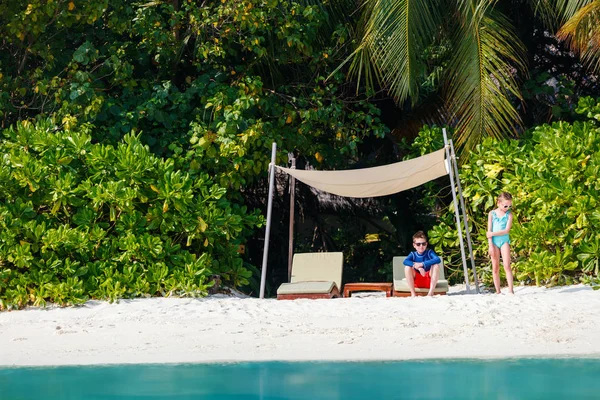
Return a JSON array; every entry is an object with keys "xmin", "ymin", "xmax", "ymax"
[
  {"xmin": 430, "ymin": 97, "xmax": 600, "ymax": 288},
  {"xmin": 0, "ymin": 120, "xmax": 262, "ymax": 309}
]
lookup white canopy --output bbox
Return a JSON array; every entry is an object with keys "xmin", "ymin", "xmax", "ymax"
[{"xmin": 275, "ymin": 148, "xmax": 449, "ymax": 198}]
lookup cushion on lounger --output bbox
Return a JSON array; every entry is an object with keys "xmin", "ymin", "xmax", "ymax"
[
  {"xmin": 277, "ymin": 281, "xmax": 336, "ymax": 295},
  {"xmin": 289, "ymin": 252, "xmax": 343, "ymax": 290},
  {"xmin": 394, "ymin": 279, "xmax": 449, "ymax": 293}
]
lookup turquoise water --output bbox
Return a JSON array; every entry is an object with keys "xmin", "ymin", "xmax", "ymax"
[{"xmin": 1, "ymin": 358, "xmax": 599, "ymax": 399}]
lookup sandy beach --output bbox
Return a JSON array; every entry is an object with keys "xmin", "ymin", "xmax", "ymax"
[{"xmin": 1, "ymin": 284, "xmax": 599, "ymax": 366}]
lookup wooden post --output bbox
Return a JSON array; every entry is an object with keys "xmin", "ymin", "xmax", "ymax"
[{"xmin": 288, "ymin": 156, "xmax": 296, "ymax": 282}]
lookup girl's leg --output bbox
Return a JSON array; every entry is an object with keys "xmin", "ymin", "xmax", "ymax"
[
  {"xmin": 500, "ymin": 243, "xmax": 514, "ymax": 294},
  {"xmin": 490, "ymin": 244, "xmax": 501, "ymax": 294}
]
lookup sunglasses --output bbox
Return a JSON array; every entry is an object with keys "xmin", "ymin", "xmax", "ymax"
[
  {"xmin": 414, "ymin": 242, "xmax": 427, "ymax": 246},
  {"xmin": 502, "ymin": 205, "xmax": 512, "ymax": 209}
]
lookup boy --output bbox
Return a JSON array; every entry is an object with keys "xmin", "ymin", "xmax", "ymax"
[{"xmin": 403, "ymin": 231, "xmax": 442, "ymax": 297}]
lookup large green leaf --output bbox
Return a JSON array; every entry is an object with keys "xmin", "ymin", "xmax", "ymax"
[
  {"xmin": 557, "ymin": 1, "xmax": 600, "ymax": 72},
  {"xmin": 353, "ymin": 0, "xmax": 441, "ymax": 103},
  {"xmin": 446, "ymin": 3, "xmax": 526, "ymax": 151}
]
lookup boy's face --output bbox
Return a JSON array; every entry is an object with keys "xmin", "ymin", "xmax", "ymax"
[{"xmin": 413, "ymin": 239, "xmax": 428, "ymax": 254}]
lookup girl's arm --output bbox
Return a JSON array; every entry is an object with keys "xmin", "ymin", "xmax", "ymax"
[
  {"xmin": 486, "ymin": 211, "xmax": 493, "ymax": 239},
  {"xmin": 488, "ymin": 212, "xmax": 513, "ymax": 236},
  {"xmin": 503, "ymin": 212, "xmax": 513, "ymax": 234}
]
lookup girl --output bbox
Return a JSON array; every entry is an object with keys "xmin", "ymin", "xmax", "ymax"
[{"xmin": 487, "ymin": 192, "xmax": 514, "ymax": 294}]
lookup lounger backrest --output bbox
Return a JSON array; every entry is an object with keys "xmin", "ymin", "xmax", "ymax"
[
  {"xmin": 393, "ymin": 256, "xmax": 446, "ymax": 280},
  {"xmin": 290, "ymin": 252, "xmax": 344, "ymax": 289}
]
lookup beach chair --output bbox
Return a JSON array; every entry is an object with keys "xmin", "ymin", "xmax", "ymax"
[
  {"xmin": 277, "ymin": 252, "xmax": 344, "ymax": 300},
  {"xmin": 392, "ymin": 256, "xmax": 449, "ymax": 296}
]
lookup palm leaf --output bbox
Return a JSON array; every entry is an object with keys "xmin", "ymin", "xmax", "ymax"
[
  {"xmin": 556, "ymin": 0, "xmax": 595, "ymax": 21},
  {"xmin": 529, "ymin": 0, "xmax": 592, "ymax": 26},
  {"xmin": 529, "ymin": 0, "xmax": 562, "ymax": 28},
  {"xmin": 557, "ymin": 1, "xmax": 600, "ymax": 72},
  {"xmin": 352, "ymin": 0, "xmax": 441, "ymax": 104},
  {"xmin": 446, "ymin": 2, "xmax": 526, "ymax": 152},
  {"xmin": 343, "ymin": 0, "xmax": 386, "ymax": 94},
  {"xmin": 346, "ymin": 41, "xmax": 384, "ymax": 96}
]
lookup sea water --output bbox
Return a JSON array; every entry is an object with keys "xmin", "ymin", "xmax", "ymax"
[{"xmin": 1, "ymin": 358, "xmax": 599, "ymax": 399}]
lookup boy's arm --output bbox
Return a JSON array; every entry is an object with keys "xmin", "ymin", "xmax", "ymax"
[
  {"xmin": 403, "ymin": 252, "xmax": 415, "ymax": 266},
  {"xmin": 423, "ymin": 249, "xmax": 441, "ymax": 267}
]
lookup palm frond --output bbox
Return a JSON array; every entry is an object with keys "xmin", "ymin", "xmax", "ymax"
[
  {"xmin": 556, "ymin": 0, "xmax": 595, "ymax": 21},
  {"xmin": 354, "ymin": 0, "xmax": 441, "ymax": 104},
  {"xmin": 328, "ymin": 0, "xmax": 382, "ymax": 92},
  {"xmin": 529, "ymin": 0, "xmax": 561, "ymax": 28},
  {"xmin": 557, "ymin": 1, "xmax": 600, "ymax": 72},
  {"xmin": 346, "ymin": 42, "xmax": 384, "ymax": 95},
  {"xmin": 456, "ymin": 0, "xmax": 499, "ymax": 22},
  {"xmin": 446, "ymin": 4, "xmax": 526, "ymax": 152}
]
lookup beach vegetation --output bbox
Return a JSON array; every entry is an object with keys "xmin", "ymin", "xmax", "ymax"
[
  {"xmin": 2, "ymin": 1, "xmax": 600, "ymax": 302},
  {"xmin": 0, "ymin": 0, "xmax": 390, "ymax": 305},
  {"xmin": 0, "ymin": 120, "xmax": 261, "ymax": 309},
  {"xmin": 429, "ymin": 97, "xmax": 600, "ymax": 288}
]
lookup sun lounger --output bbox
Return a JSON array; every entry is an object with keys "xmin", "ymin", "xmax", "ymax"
[
  {"xmin": 392, "ymin": 256, "xmax": 449, "ymax": 296},
  {"xmin": 277, "ymin": 252, "xmax": 344, "ymax": 300}
]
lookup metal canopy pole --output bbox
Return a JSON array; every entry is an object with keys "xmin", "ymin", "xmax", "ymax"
[
  {"xmin": 287, "ymin": 156, "xmax": 296, "ymax": 282},
  {"xmin": 259, "ymin": 143, "xmax": 277, "ymax": 299},
  {"xmin": 443, "ymin": 128, "xmax": 471, "ymax": 293},
  {"xmin": 449, "ymin": 139, "xmax": 480, "ymax": 293}
]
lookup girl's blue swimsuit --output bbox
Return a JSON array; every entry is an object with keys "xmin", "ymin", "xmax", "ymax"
[{"xmin": 491, "ymin": 210, "xmax": 511, "ymax": 249}]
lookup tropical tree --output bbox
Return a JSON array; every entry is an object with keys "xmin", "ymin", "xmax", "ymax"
[
  {"xmin": 346, "ymin": 0, "xmax": 600, "ymax": 153},
  {"xmin": 557, "ymin": 0, "xmax": 600, "ymax": 72}
]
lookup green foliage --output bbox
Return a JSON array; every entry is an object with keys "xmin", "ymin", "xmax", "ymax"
[
  {"xmin": 0, "ymin": 1, "xmax": 392, "ymax": 302},
  {"xmin": 522, "ymin": 72, "xmax": 577, "ymax": 121},
  {"xmin": 401, "ymin": 125, "xmax": 448, "ymax": 212},
  {"xmin": 0, "ymin": 0, "xmax": 386, "ymax": 166},
  {"xmin": 432, "ymin": 97, "xmax": 600, "ymax": 287},
  {"xmin": 0, "ymin": 120, "xmax": 261, "ymax": 309},
  {"xmin": 351, "ymin": 0, "xmax": 528, "ymax": 153}
]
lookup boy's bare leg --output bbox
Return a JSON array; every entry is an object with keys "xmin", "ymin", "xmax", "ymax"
[
  {"xmin": 500, "ymin": 244, "xmax": 514, "ymax": 294},
  {"xmin": 427, "ymin": 264, "xmax": 440, "ymax": 296},
  {"xmin": 490, "ymin": 245, "xmax": 501, "ymax": 294},
  {"xmin": 405, "ymin": 266, "xmax": 417, "ymax": 297}
]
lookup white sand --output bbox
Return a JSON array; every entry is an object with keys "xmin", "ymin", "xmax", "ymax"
[{"xmin": 1, "ymin": 284, "xmax": 599, "ymax": 366}]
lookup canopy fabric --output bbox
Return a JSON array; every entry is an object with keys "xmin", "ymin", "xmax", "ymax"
[{"xmin": 275, "ymin": 148, "xmax": 448, "ymax": 198}]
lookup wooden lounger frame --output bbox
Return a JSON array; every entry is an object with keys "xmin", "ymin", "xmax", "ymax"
[{"xmin": 277, "ymin": 286, "xmax": 340, "ymax": 300}]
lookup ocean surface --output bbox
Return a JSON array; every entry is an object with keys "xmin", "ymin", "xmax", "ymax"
[{"xmin": 1, "ymin": 358, "xmax": 599, "ymax": 399}]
